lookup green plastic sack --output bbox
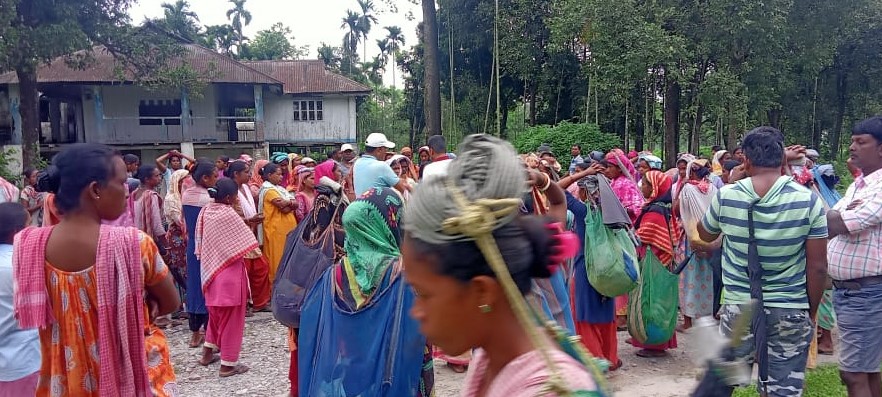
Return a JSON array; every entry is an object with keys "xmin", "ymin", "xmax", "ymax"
[
  {"xmin": 585, "ymin": 208, "xmax": 639, "ymax": 297},
  {"xmin": 627, "ymin": 249, "xmax": 679, "ymax": 345}
]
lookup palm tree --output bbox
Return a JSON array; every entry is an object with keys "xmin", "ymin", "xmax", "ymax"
[
  {"xmin": 226, "ymin": 0, "xmax": 252, "ymax": 54},
  {"xmin": 376, "ymin": 39, "xmax": 390, "ymax": 68},
  {"xmin": 203, "ymin": 25, "xmax": 236, "ymax": 55},
  {"xmin": 356, "ymin": 0, "xmax": 378, "ymax": 65},
  {"xmin": 317, "ymin": 43, "xmax": 342, "ymax": 71},
  {"xmin": 160, "ymin": 0, "xmax": 201, "ymax": 41},
  {"xmin": 384, "ymin": 26, "xmax": 405, "ymax": 89},
  {"xmin": 340, "ymin": 10, "xmax": 361, "ymax": 75}
]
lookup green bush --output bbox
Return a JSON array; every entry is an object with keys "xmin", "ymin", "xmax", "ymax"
[
  {"xmin": 732, "ymin": 365, "xmax": 845, "ymax": 397},
  {"xmin": 0, "ymin": 148, "xmax": 18, "ymax": 185},
  {"xmin": 511, "ymin": 122, "xmax": 621, "ymax": 167}
]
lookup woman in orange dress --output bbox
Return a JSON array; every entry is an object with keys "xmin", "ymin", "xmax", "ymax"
[{"xmin": 12, "ymin": 143, "xmax": 180, "ymax": 397}]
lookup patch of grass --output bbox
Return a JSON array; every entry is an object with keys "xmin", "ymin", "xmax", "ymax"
[{"xmin": 732, "ymin": 365, "xmax": 845, "ymax": 397}]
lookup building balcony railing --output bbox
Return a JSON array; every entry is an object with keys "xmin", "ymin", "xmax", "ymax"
[{"xmin": 98, "ymin": 116, "xmax": 260, "ymax": 145}]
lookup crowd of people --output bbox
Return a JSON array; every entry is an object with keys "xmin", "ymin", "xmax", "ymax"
[{"xmin": 0, "ymin": 116, "xmax": 880, "ymax": 396}]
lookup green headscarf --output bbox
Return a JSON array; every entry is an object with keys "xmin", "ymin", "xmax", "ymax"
[{"xmin": 342, "ymin": 187, "xmax": 404, "ymax": 295}]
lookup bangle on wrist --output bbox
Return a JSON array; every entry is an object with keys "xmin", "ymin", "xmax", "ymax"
[{"xmin": 539, "ymin": 175, "xmax": 552, "ymax": 192}]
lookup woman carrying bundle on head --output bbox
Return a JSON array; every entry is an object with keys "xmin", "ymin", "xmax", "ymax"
[
  {"xmin": 258, "ymin": 162, "xmax": 298, "ymax": 283},
  {"xmin": 183, "ymin": 159, "xmax": 220, "ymax": 348},
  {"xmin": 402, "ymin": 134, "xmax": 604, "ymax": 397},
  {"xmin": 195, "ymin": 178, "xmax": 257, "ymax": 377},
  {"xmin": 13, "ymin": 143, "xmax": 180, "ymax": 397}
]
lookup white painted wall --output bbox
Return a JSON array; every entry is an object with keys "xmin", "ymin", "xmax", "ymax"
[
  {"xmin": 81, "ymin": 85, "xmax": 222, "ymax": 144},
  {"xmin": 263, "ymin": 94, "xmax": 356, "ymax": 143}
]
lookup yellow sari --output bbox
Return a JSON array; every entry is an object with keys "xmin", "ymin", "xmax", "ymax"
[{"xmin": 260, "ymin": 186, "xmax": 297, "ymax": 282}]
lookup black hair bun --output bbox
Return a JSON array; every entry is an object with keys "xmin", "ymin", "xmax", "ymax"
[
  {"xmin": 207, "ymin": 187, "xmax": 219, "ymax": 199},
  {"xmin": 36, "ymin": 166, "xmax": 61, "ymax": 193},
  {"xmin": 518, "ymin": 216, "xmax": 554, "ymax": 279}
]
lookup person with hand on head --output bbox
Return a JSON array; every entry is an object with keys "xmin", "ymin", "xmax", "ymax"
[
  {"xmin": 557, "ymin": 161, "xmax": 622, "ymax": 370},
  {"xmin": 353, "ymin": 133, "xmax": 412, "ymax": 196},
  {"xmin": 182, "ymin": 159, "xmax": 220, "ymax": 348},
  {"xmin": 13, "ymin": 143, "xmax": 180, "ymax": 397},
  {"xmin": 0, "ymin": 203, "xmax": 40, "ymax": 396},
  {"xmin": 157, "ymin": 150, "xmax": 196, "ymax": 197},
  {"xmin": 826, "ymin": 116, "xmax": 882, "ymax": 397},
  {"xmin": 195, "ymin": 178, "xmax": 257, "ymax": 377}
]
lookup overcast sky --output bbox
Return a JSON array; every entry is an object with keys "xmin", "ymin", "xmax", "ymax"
[{"xmin": 128, "ymin": 0, "xmax": 423, "ymax": 85}]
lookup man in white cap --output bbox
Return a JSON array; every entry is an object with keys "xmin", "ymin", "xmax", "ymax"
[
  {"xmin": 353, "ymin": 133, "xmax": 412, "ymax": 196},
  {"xmin": 338, "ymin": 143, "xmax": 356, "ymax": 177}
]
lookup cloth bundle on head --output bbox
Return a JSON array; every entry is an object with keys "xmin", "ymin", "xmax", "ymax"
[
  {"xmin": 404, "ymin": 134, "xmax": 527, "ymax": 244},
  {"xmin": 271, "ymin": 152, "xmax": 289, "ymax": 164},
  {"xmin": 638, "ymin": 154, "xmax": 663, "ymax": 171},
  {"xmin": 606, "ymin": 149, "xmax": 640, "ymax": 183}
]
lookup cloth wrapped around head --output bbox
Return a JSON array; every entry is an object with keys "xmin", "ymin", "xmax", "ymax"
[
  {"xmin": 404, "ymin": 134, "xmax": 527, "ymax": 244},
  {"xmin": 606, "ymin": 149, "xmax": 640, "ymax": 183}
]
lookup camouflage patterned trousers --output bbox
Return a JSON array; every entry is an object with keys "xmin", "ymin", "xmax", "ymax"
[{"xmin": 719, "ymin": 304, "xmax": 814, "ymax": 397}]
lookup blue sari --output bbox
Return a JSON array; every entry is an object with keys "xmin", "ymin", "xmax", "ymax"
[
  {"xmin": 184, "ymin": 204, "xmax": 207, "ymax": 316},
  {"xmin": 298, "ymin": 263, "xmax": 428, "ymax": 397}
]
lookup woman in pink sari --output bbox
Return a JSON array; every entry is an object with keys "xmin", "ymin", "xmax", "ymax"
[
  {"xmin": 604, "ymin": 149, "xmax": 643, "ymax": 328},
  {"xmin": 133, "ymin": 165, "xmax": 167, "ymax": 250},
  {"xmin": 195, "ymin": 178, "xmax": 259, "ymax": 377}
]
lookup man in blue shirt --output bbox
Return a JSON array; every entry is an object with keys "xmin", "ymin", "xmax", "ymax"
[
  {"xmin": 569, "ymin": 145, "xmax": 584, "ymax": 175},
  {"xmin": 0, "ymin": 203, "xmax": 41, "ymax": 395},
  {"xmin": 353, "ymin": 133, "xmax": 412, "ymax": 196}
]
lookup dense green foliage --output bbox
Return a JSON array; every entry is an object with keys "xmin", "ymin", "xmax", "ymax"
[
  {"xmin": 398, "ymin": 0, "xmax": 882, "ymax": 165},
  {"xmin": 733, "ymin": 365, "xmax": 846, "ymax": 397},
  {"xmin": 512, "ymin": 122, "xmax": 620, "ymax": 166}
]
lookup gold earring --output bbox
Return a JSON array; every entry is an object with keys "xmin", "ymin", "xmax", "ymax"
[{"xmin": 479, "ymin": 304, "xmax": 492, "ymax": 314}]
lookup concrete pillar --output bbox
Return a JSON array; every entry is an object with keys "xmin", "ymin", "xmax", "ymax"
[
  {"xmin": 49, "ymin": 98, "xmax": 61, "ymax": 143},
  {"xmin": 253, "ymin": 85, "xmax": 265, "ymax": 142},
  {"xmin": 180, "ymin": 142, "xmax": 195, "ymax": 166},
  {"xmin": 92, "ymin": 86, "xmax": 105, "ymax": 142},
  {"xmin": 348, "ymin": 96, "xmax": 357, "ymax": 143},
  {"xmin": 181, "ymin": 88, "xmax": 191, "ymax": 142},
  {"xmin": 10, "ymin": 85, "xmax": 21, "ymax": 145}
]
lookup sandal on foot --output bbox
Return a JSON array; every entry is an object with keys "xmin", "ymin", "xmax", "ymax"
[
  {"xmin": 219, "ymin": 364, "xmax": 250, "ymax": 377},
  {"xmin": 199, "ymin": 354, "xmax": 220, "ymax": 366},
  {"xmin": 609, "ymin": 359, "xmax": 624, "ymax": 371},
  {"xmin": 635, "ymin": 349, "xmax": 668, "ymax": 358}
]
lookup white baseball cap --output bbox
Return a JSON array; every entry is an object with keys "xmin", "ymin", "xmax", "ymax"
[
  {"xmin": 340, "ymin": 143, "xmax": 355, "ymax": 152},
  {"xmin": 365, "ymin": 133, "xmax": 395, "ymax": 149}
]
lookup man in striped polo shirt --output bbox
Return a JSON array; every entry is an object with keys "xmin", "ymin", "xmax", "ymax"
[
  {"xmin": 826, "ymin": 116, "xmax": 882, "ymax": 397},
  {"xmin": 697, "ymin": 127, "xmax": 829, "ymax": 397}
]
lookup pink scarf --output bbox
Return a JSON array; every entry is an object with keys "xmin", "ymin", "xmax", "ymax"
[
  {"xmin": 195, "ymin": 203, "xmax": 258, "ymax": 290},
  {"xmin": 182, "ymin": 183, "xmax": 213, "ymax": 207},
  {"xmin": 13, "ymin": 225, "xmax": 151, "ymax": 396},
  {"xmin": 0, "ymin": 177, "xmax": 18, "ymax": 203}
]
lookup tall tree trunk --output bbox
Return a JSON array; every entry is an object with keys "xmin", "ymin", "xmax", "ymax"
[
  {"xmin": 663, "ymin": 78, "xmax": 680, "ymax": 169},
  {"xmin": 767, "ymin": 108, "xmax": 781, "ymax": 130},
  {"xmin": 690, "ymin": 103, "xmax": 703, "ymax": 154},
  {"xmin": 17, "ymin": 67, "xmax": 39, "ymax": 169},
  {"xmin": 726, "ymin": 104, "xmax": 738, "ymax": 151},
  {"xmin": 421, "ymin": 0, "xmax": 442, "ymax": 136},
  {"xmin": 831, "ymin": 65, "xmax": 848, "ymax": 159}
]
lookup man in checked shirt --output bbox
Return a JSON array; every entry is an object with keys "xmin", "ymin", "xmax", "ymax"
[{"xmin": 827, "ymin": 116, "xmax": 882, "ymax": 397}]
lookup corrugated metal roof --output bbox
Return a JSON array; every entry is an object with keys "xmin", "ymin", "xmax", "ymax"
[
  {"xmin": 242, "ymin": 60, "xmax": 371, "ymax": 95},
  {"xmin": 0, "ymin": 44, "xmax": 282, "ymax": 86}
]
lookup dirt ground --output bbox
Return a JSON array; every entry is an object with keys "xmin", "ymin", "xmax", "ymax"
[{"xmin": 168, "ymin": 312, "xmax": 837, "ymax": 396}]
